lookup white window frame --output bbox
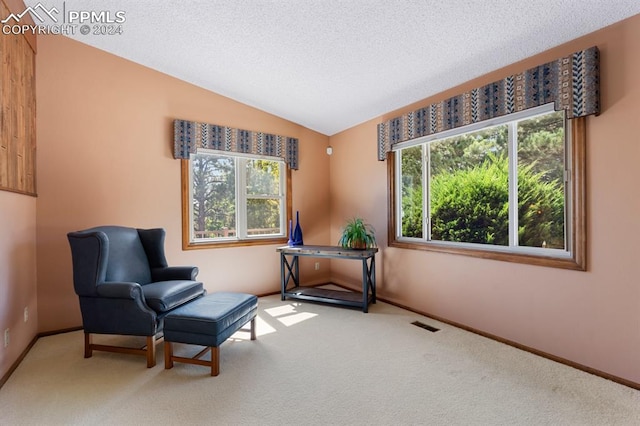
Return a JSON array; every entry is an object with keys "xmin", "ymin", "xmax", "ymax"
[
  {"xmin": 183, "ymin": 149, "xmax": 289, "ymax": 248},
  {"xmin": 391, "ymin": 103, "xmax": 584, "ymax": 266}
]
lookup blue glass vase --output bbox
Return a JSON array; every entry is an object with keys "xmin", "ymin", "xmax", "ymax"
[{"xmin": 292, "ymin": 211, "xmax": 303, "ymax": 246}]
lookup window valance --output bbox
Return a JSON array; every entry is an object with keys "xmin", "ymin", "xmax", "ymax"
[
  {"xmin": 377, "ymin": 46, "xmax": 599, "ymax": 160},
  {"xmin": 173, "ymin": 119, "xmax": 299, "ymax": 170}
]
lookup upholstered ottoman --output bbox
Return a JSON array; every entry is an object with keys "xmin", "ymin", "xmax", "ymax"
[{"xmin": 163, "ymin": 292, "xmax": 258, "ymax": 376}]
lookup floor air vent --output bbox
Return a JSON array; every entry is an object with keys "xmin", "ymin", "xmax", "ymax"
[{"xmin": 412, "ymin": 321, "xmax": 440, "ymax": 332}]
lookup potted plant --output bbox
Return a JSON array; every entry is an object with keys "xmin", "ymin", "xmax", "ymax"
[{"xmin": 338, "ymin": 217, "xmax": 376, "ymax": 249}]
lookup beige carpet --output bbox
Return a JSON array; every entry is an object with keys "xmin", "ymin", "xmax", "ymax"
[{"xmin": 1, "ymin": 291, "xmax": 639, "ymax": 425}]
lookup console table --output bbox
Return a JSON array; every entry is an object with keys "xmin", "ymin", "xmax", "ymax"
[{"xmin": 277, "ymin": 245, "xmax": 378, "ymax": 313}]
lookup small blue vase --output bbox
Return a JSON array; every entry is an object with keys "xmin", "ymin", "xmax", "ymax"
[{"xmin": 292, "ymin": 211, "xmax": 303, "ymax": 246}]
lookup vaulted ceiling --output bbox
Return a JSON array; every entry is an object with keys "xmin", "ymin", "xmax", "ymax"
[{"xmin": 24, "ymin": 1, "xmax": 640, "ymax": 135}]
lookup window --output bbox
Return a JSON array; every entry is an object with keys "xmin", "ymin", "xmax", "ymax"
[
  {"xmin": 390, "ymin": 104, "xmax": 586, "ymax": 270},
  {"xmin": 182, "ymin": 150, "xmax": 291, "ymax": 249}
]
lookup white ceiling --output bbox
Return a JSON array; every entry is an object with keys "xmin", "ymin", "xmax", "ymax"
[{"xmin": 24, "ymin": 1, "xmax": 640, "ymax": 135}]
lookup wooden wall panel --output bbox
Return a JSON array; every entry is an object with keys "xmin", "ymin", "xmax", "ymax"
[{"xmin": 0, "ymin": 0, "xmax": 37, "ymax": 196}]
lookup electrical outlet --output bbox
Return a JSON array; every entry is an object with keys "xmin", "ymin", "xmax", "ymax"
[
  {"xmin": 24, "ymin": 307, "xmax": 29, "ymax": 323},
  {"xmin": 4, "ymin": 328, "xmax": 9, "ymax": 348},
  {"xmin": 315, "ymin": 262, "xmax": 320, "ymax": 270}
]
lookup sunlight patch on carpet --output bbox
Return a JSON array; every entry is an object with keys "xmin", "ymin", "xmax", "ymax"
[
  {"xmin": 264, "ymin": 303, "xmax": 318, "ymax": 327},
  {"xmin": 254, "ymin": 315, "xmax": 277, "ymax": 337}
]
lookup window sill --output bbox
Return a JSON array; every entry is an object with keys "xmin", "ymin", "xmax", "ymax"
[
  {"xmin": 388, "ymin": 239, "xmax": 585, "ymax": 271},
  {"xmin": 183, "ymin": 237, "xmax": 288, "ymax": 250}
]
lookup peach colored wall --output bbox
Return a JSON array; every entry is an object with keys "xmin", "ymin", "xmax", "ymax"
[
  {"xmin": 0, "ymin": 191, "xmax": 38, "ymax": 379},
  {"xmin": 329, "ymin": 15, "xmax": 640, "ymax": 384},
  {"xmin": 35, "ymin": 35, "xmax": 330, "ymax": 333}
]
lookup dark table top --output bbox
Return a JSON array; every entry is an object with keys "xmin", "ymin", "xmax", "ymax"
[{"xmin": 277, "ymin": 245, "xmax": 378, "ymax": 258}]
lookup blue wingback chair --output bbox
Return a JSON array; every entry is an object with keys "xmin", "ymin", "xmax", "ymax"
[{"xmin": 67, "ymin": 226, "xmax": 205, "ymax": 367}]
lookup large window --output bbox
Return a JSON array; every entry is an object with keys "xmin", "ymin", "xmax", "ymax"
[
  {"xmin": 390, "ymin": 104, "xmax": 586, "ymax": 270},
  {"xmin": 182, "ymin": 150, "xmax": 291, "ymax": 249}
]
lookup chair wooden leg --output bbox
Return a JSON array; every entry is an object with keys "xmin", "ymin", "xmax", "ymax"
[
  {"xmin": 250, "ymin": 318, "xmax": 256, "ymax": 340},
  {"xmin": 146, "ymin": 336, "xmax": 156, "ymax": 368},
  {"xmin": 84, "ymin": 332, "xmax": 93, "ymax": 358},
  {"xmin": 164, "ymin": 341, "xmax": 174, "ymax": 369},
  {"xmin": 211, "ymin": 346, "xmax": 220, "ymax": 376},
  {"xmin": 82, "ymin": 332, "xmax": 160, "ymax": 367}
]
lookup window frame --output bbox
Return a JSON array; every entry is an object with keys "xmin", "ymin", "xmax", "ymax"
[
  {"xmin": 181, "ymin": 150, "xmax": 292, "ymax": 250},
  {"xmin": 387, "ymin": 111, "xmax": 586, "ymax": 271}
]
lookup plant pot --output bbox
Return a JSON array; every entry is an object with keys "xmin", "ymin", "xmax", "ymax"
[{"xmin": 351, "ymin": 240, "xmax": 367, "ymax": 249}]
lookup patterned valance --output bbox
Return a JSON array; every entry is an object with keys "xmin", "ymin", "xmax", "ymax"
[
  {"xmin": 377, "ymin": 46, "xmax": 599, "ymax": 160},
  {"xmin": 174, "ymin": 119, "xmax": 299, "ymax": 169}
]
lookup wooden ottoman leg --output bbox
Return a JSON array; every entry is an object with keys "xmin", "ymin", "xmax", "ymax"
[
  {"xmin": 250, "ymin": 318, "xmax": 256, "ymax": 340},
  {"xmin": 211, "ymin": 346, "xmax": 220, "ymax": 376},
  {"xmin": 164, "ymin": 341, "xmax": 174, "ymax": 369}
]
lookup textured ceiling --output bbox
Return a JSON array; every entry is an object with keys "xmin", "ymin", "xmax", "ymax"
[{"xmin": 23, "ymin": 1, "xmax": 640, "ymax": 135}]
